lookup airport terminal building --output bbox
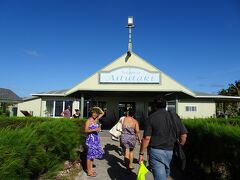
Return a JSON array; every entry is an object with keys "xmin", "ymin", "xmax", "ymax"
[
  {"xmin": 17, "ymin": 52, "xmax": 240, "ymax": 126},
  {"xmin": 17, "ymin": 17, "xmax": 240, "ymax": 125}
]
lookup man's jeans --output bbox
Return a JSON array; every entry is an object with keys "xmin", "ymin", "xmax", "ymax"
[{"xmin": 149, "ymin": 147, "xmax": 173, "ymax": 180}]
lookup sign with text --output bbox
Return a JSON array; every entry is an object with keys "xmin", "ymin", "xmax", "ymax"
[{"xmin": 99, "ymin": 67, "xmax": 160, "ymax": 84}]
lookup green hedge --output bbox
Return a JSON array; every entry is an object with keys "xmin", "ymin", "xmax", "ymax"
[
  {"xmin": 183, "ymin": 119, "xmax": 240, "ymax": 179},
  {"xmin": 0, "ymin": 118, "xmax": 86, "ymax": 179},
  {"xmin": 184, "ymin": 117, "xmax": 240, "ymax": 126},
  {"xmin": 0, "ymin": 117, "xmax": 47, "ymax": 129}
]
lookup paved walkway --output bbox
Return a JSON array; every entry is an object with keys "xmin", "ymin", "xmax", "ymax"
[{"xmin": 76, "ymin": 130, "xmax": 154, "ymax": 180}]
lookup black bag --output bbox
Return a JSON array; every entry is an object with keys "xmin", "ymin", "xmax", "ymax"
[
  {"xmin": 169, "ymin": 112, "xmax": 186, "ymax": 171},
  {"xmin": 173, "ymin": 140, "xmax": 186, "ymax": 171}
]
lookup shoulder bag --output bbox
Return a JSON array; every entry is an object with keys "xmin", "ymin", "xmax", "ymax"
[
  {"xmin": 168, "ymin": 111, "xmax": 186, "ymax": 171},
  {"xmin": 109, "ymin": 117, "xmax": 124, "ymax": 138}
]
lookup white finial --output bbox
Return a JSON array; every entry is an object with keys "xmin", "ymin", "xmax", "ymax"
[{"xmin": 127, "ymin": 16, "xmax": 134, "ymax": 53}]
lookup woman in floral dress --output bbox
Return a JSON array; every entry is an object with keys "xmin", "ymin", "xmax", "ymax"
[
  {"xmin": 84, "ymin": 107, "xmax": 104, "ymax": 177},
  {"xmin": 120, "ymin": 108, "xmax": 141, "ymax": 171}
]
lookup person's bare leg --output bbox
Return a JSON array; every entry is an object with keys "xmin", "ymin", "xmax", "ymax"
[
  {"xmin": 87, "ymin": 159, "xmax": 91, "ymax": 173},
  {"xmin": 124, "ymin": 149, "xmax": 130, "ymax": 169},
  {"xmin": 87, "ymin": 159, "xmax": 95, "ymax": 175},
  {"xmin": 129, "ymin": 149, "xmax": 134, "ymax": 169}
]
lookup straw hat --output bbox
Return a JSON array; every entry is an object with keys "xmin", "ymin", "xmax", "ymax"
[{"xmin": 90, "ymin": 107, "xmax": 104, "ymax": 114}]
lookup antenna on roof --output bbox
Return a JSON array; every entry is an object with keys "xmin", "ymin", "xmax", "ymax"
[{"xmin": 126, "ymin": 16, "xmax": 134, "ymax": 54}]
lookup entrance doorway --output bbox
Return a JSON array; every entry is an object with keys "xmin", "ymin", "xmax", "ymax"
[{"xmin": 118, "ymin": 102, "xmax": 135, "ymax": 118}]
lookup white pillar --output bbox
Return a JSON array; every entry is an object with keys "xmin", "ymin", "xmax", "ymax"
[
  {"xmin": 80, "ymin": 94, "xmax": 84, "ymax": 118},
  {"xmin": 175, "ymin": 96, "xmax": 179, "ymax": 114},
  {"xmin": 53, "ymin": 101, "xmax": 56, "ymax": 117}
]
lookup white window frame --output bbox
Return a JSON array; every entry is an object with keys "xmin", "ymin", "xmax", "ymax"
[{"xmin": 185, "ymin": 105, "xmax": 197, "ymax": 112}]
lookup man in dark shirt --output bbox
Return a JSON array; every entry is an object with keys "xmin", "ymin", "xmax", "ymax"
[{"xmin": 139, "ymin": 97, "xmax": 187, "ymax": 180}]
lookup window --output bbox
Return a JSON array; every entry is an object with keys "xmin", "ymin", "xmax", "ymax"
[
  {"xmin": 65, "ymin": 101, "xmax": 73, "ymax": 109},
  {"xmin": 45, "ymin": 100, "xmax": 73, "ymax": 117},
  {"xmin": 185, "ymin": 106, "xmax": 197, "ymax": 112},
  {"xmin": 167, "ymin": 101, "xmax": 176, "ymax": 113},
  {"xmin": 46, "ymin": 101, "xmax": 54, "ymax": 117},
  {"xmin": 55, "ymin": 101, "xmax": 63, "ymax": 116}
]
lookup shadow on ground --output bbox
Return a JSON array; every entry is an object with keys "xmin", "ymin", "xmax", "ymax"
[{"xmin": 103, "ymin": 143, "xmax": 137, "ymax": 180}]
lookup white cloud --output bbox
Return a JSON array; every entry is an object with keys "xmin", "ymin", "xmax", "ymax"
[{"xmin": 23, "ymin": 49, "xmax": 40, "ymax": 57}]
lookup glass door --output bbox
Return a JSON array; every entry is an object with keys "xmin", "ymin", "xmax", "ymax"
[{"xmin": 118, "ymin": 102, "xmax": 136, "ymax": 118}]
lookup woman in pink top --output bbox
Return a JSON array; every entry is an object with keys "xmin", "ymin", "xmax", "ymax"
[{"xmin": 61, "ymin": 106, "xmax": 71, "ymax": 118}]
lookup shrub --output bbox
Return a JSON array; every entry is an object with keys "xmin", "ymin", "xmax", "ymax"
[
  {"xmin": 183, "ymin": 119, "xmax": 240, "ymax": 179},
  {"xmin": 36, "ymin": 120, "xmax": 79, "ymax": 161},
  {"xmin": 0, "ymin": 125, "xmax": 40, "ymax": 179},
  {"xmin": 0, "ymin": 117, "xmax": 46, "ymax": 129},
  {"xmin": 0, "ymin": 118, "xmax": 85, "ymax": 179}
]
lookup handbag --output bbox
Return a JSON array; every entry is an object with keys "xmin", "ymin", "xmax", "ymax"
[
  {"xmin": 109, "ymin": 121, "xmax": 122, "ymax": 138},
  {"xmin": 169, "ymin": 112, "xmax": 186, "ymax": 171},
  {"xmin": 109, "ymin": 117, "xmax": 124, "ymax": 138}
]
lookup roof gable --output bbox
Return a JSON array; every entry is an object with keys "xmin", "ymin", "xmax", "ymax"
[{"xmin": 65, "ymin": 52, "xmax": 195, "ymax": 96}]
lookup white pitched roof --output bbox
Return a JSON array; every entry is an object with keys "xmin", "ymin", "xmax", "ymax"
[
  {"xmin": 65, "ymin": 52, "xmax": 196, "ymax": 96},
  {"xmin": 194, "ymin": 91, "xmax": 240, "ymax": 100}
]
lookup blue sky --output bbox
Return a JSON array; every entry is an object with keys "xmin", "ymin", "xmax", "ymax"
[{"xmin": 0, "ymin": 0, "xmax": 239, "ymax": 97}]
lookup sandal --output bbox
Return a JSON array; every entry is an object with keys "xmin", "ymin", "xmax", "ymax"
[
  {"xmin": 87, "ymin": 171, "xmax": 96, "ymax": 177},
  {"xmin": 87, "ymin": 173, "xmax": 96, "ymax": 177}
]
